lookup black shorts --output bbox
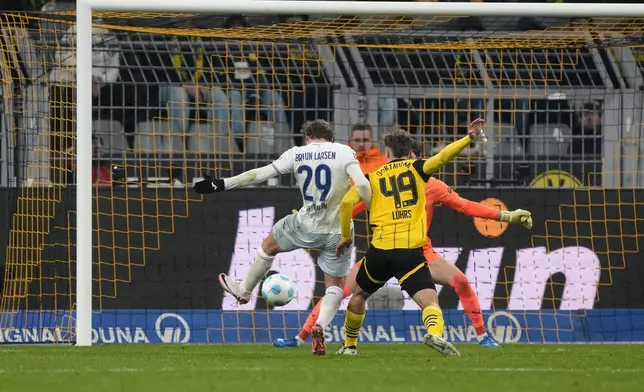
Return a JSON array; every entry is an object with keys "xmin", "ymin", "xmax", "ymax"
[{"xmin": 355, "ymin": 246, "xmax": 436, "ymax": 298}]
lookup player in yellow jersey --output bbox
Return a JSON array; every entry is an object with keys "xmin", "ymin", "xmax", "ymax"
[{"xmin": 335, "ymin": 119, "xmax": 485, "ymax": 357}]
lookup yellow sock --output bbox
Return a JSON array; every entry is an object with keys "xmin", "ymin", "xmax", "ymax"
[
  {"xmin": 343, "ymin": 309, "xmax": 365, "ymax": 347},
  {"xmin": 422, "ymin": 304, "xmax": 445, "ymax": 337}
]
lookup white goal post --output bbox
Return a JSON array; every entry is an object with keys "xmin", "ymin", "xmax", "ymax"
[{"xmin": 74, "ymin": 1, "xmax": 644, "ymax": 346}]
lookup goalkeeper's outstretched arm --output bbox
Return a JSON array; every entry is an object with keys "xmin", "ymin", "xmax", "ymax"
[{"xmin": 433, "ymin": 179, "xmax": 533, "ymax": 229}]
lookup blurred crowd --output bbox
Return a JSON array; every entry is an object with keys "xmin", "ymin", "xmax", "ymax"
[{"xmin": 0, "ymin": 0, "xmax": 608, "ymax": 189}]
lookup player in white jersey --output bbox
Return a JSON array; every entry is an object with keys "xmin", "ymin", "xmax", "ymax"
[{"xmin": 193, "ymin": 120, "xmax": 372, "ymax": 355}]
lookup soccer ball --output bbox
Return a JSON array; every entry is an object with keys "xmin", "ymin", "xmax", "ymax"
[{"xmin": 261, "ymin": 274, "xmax": 295, "ymax": 306}]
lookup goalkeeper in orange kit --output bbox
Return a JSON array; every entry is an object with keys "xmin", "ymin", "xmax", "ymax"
[{"xmin": 273, "ymin": 140, "xmax": 533, "ymax": 351}]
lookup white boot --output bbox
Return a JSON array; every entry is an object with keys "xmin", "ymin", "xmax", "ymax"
[{"xmin": 219, "ymin": 273, "xmax": 251, "ymax": 304}]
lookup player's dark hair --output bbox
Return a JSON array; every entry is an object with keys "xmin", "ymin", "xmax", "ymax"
[
  {"xmin": 384, "ymin": 129, "xmax": 414, "ymax": 158},
  {"xmin": 350, "ymin": 123, "xmax": 373, "ymax": 133},
  {"xmin": 301, "ymin": 119, "xmax": 335, "ymax": 142}
]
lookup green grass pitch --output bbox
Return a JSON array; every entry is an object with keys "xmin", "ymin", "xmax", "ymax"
[{"xmin": 1, "ymin": 344, "xmax": 642, "ymax": 392}]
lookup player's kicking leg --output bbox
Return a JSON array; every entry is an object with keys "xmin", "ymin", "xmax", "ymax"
[
  {"xmin": 427, "ymin": 255, "xmax": 500, "ymax": 348},
  {"xmin": 219, "ymin": 213, "xmax": 300, "ymax": 305},
  {"xmin": 219, "ymin": 232, "xmax": 280, "ymax": 304}
]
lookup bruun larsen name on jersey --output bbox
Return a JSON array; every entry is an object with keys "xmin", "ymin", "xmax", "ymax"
[
  {"xmin": 307, "ymin": 203, "xmax": 328, "ymax": 212},
  {"xmin": 294, "ymin": 151, "xmax": 337, "ymax": 162}
]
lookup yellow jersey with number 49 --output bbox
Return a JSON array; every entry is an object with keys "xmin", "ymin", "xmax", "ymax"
[{"xmin": 368, "ymin": 159, "xmax": 432, "ymax": 250}]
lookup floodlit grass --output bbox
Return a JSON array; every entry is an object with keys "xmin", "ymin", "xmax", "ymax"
[{"xmin": 1, "ymin": 344, "xmax": 643, "ymax": 392}]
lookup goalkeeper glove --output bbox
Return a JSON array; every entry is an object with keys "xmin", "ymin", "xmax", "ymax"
[
  {"xmin": 193, "ymin": 174, "xmax": 225, "ymax": 194},
  {"xmin": 501, "ymin": 209, "xmax": 533, "ymax": 229}
]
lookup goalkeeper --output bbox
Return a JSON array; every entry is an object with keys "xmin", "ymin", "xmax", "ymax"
[{"xmin": 274, "ymin": 136, "xmax": 533, "ymax": 352}]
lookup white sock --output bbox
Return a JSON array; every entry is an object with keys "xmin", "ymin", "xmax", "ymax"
[
  {"xmin": 241, "ymin": 248, "xmax": 275, "ymax": 294},
  {"xmin": 477, "ymin": 332, "xmax": 488, "ymax": 342},
  {"xmin": 315, "ymin": 286, "xmax": 344, "ymax": 329},
  {"xmin": 295, "ymin": 336, "xmax": 305, "ymax": 346}
]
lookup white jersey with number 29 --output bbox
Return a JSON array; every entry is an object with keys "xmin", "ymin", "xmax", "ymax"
[{"xmin": 271, "ymin": 142, "xmax": 359, "ymax": 234}]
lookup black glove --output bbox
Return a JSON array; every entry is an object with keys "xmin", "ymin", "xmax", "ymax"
[{"xmin": 193, "ymin": 175, "xmax": 225, "ymax": 194}]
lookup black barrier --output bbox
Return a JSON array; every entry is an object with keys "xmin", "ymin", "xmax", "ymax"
[
  {"xmin": 51, "ymin": 156, "xmax": 602, "ymax": 188},
  {"xmin": 1, "ymin": 188, "xmax": 643, "ymax": 310}
]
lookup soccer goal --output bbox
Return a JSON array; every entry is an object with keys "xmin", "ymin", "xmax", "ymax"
[{"xmin": 1, "ymin": 1, "xmax": 643, "ymax": 347}]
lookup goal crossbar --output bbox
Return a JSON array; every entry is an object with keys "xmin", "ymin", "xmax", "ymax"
[
  {"xmin": 82, "ymin": 0, "xmax": 644, "ymax": 17},
  {"xmin": 74, "ymin": 0, "xmax": 644, "ymax": 346}
]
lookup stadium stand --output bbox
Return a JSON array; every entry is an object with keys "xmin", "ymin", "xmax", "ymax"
[{"xmin": 0, "ymin": 4, "xmax": 633, "ymax": 189}]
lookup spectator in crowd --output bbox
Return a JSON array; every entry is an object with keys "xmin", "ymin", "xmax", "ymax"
[
  {"xmin": 574, "ymin": 101, "xmax": 602, "ymax": 155},
  {"xmin": 48, "ymin": 23, "xmax": 120, "ymax": 184},
  {"xmin": 46, "ymin": 16, "xmax": 144, "ymax": 152},
  {"xmin": 164, "ymin": 36, "xmax": 230, "ymax": 146},
  {"xmin": 348, "ymin": 123, "xmax": 388, "ymax": 173},
  {"xmin": 229, "ymin": 52, "xmax": 289, "ymax": 153},
  {"xmin": 157, "ymin": 36, "xmax": 233, "ymax": 184},
  {"xmin": 50, "ymin": 24, "xmax": 120, "ymax": 102},
  {"xmin": 39, "ymin": 2, "xmax": 76, "ymax": 66}
]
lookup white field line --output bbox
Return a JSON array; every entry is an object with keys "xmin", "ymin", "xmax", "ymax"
[
  {"xmin": 0, "ymin": 367, "xmax": 641, "ymax": 375},
  {"xmin": 466, "ymin": 368, "xmax": 642, "ymax": 373}
]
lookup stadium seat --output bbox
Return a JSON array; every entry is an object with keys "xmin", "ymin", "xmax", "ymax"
[
  {"xmin": 134, "ymin": 132, "xmax": 155, "ymax": 153},
  {"xmin": 529, "ymin": 123, "xmax": 572, "ymax": 156},
  {"xmin": 136, "ymin": 120, "xmax": 184, "ymax": 153},
  {"xmin": 103, "ymin": 132, "xmax": 127, "ymax": 154},
  {"xmin": 244, "ymin": 122, "xmax": 291, "ymax": 154},
  {"xmin": 486, "ymin": 123, "xmax": 524, "ymax": 157},
  {"xmin": 93, "ymin": 120, "xmax": 125, "ymax": 153},
  {"xmin": 187, "ymin": 123, "xmax": 241, "ymax": 154}
]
